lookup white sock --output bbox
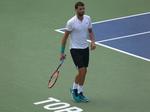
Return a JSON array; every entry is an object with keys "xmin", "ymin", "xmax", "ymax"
[
  {"xmin": 78, "ymin": 85, "xmax": 83, "ymax": 94},
  {"xmin": 72, "ymin": 82, "xmax": 78, "ymax": 89}
]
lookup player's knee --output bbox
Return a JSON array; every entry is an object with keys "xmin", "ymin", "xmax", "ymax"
[{"xmin": 79, "ymin": 68, "xmax": 87, "ymax": 76}]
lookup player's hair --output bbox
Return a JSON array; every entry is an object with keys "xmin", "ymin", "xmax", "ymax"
[{"xmin": 75, "ymin": 2, "xmax": 84, "ymax": 9}]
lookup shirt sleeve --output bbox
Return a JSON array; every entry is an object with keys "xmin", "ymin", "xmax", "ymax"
[
  {"xmin": 66, "ymin": 20, "xmax": 73, "ymax": 31},
  {"xmin": 88, "ymin": 16, "xmax": 92, "ymax": 29}
]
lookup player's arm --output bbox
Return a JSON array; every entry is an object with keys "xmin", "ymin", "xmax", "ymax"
[
  {"xmin": 88, "ymin": 28, "xmax": 96, "ymax": 50},
  {"xmin": 60, "ymin": 30, "xmax": 71, "ymax": 60}
]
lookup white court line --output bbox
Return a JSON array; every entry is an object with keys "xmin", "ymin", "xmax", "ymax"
[
  {"xmin": 96, "ymin": 31, "xmax": 150, "ymax": 43},
  {"xmin": 55, "ymin": 28, "xmax": 65, "ymax": 34},
  {"xmin": 95, "ymin": 42, "xmax": 150, "ymax": 62},
  {"xmin": 92, "ymin": 12, "xmax": 150, "ymax": 24},
  {"xmin": 92, "ymin": 31, "xmax": 150, "ymax": 62}
]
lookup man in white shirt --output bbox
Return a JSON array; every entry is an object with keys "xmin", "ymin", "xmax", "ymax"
[{"xmin": 60, "ymin": 2, "xmax": 96, "ymax": 102}]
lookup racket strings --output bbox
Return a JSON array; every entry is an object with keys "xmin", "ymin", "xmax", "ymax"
[{"xmin": 48, "ymin": 72, "xmax": 59, "ymax": 88}]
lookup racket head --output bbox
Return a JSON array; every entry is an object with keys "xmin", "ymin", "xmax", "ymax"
[{"xmin": 48, "ymin": 71, "xmax": 59, "ymax": 88}]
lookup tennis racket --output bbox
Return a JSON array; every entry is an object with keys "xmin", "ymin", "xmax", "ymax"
[{"xmin": 48, "ymin": 56, "xmax": 66, "ymax": 88}]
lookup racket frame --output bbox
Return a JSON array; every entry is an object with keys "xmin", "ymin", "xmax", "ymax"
[{"xmin": 48, "ymin": 57, "xmax": 65, "ymax": 88}]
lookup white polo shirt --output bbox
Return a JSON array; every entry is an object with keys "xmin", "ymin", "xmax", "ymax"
[{"xmin": 66, "ymin": 15, "xmax": 92, "ymax": 49}]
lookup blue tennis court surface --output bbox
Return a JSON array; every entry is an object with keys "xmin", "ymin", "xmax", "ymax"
[{"xmin": 56, "ymin": 12, "xmax": 150, "ymax": 62}]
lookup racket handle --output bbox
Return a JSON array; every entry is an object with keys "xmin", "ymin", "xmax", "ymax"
[{"xmin": 60, "ymin": 54, "xmax": 66, "ymax": 64}]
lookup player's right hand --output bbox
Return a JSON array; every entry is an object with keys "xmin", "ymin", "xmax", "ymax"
[{"xmin": 60, "ymin": 53, "xmax": 66, "ymax": 60}]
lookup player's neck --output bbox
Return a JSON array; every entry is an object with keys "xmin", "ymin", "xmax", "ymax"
[{"xmin": 76, "ymin": 14, "xmax": 84, "ymax": 21}]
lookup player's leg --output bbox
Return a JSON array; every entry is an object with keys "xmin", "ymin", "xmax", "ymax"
[
  {"xmin": 75, "ymin": 47, "xmax": 89, "ymax": 86},
  {"xmin": 75, "ymin": 67, "xmax": 87, "ymax": 85},
  {"xmin": 78, "ymin": 47, "xmax": 89, "ymax": 102},
  {"xmin": 73, "ymin": 67, "xmax": 89, "ymax": 102},
  {"xmin": 70, "ymin": 48, "xmax": 89, "ymax": 102},
  {"xmin": 70, "ymin": 49, "xmax": 83, "ymax": 102}
]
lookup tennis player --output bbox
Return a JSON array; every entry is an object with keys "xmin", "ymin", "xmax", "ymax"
[{"xmin": 60, "ymin": 2, "xmax": 96, "ymax": 102}]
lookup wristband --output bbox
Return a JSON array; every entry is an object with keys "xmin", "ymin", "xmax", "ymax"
[{"xmin": 60, "ymin": 46, "xmax": 65, "ymax": 53}]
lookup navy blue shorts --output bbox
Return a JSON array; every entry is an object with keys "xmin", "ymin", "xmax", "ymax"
[{"xmin": 70, "ymin": 47, "xmax": 89, "ymax": 69}]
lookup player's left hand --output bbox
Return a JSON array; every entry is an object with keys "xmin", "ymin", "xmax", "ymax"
[{"xmin": 91, "ymin": 42, "xmax": 96, "ymax": 50}]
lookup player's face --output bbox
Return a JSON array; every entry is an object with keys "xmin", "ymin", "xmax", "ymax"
[{"xmin": 75, "ymin": 6, "xmax": 85, "ymax": 16}]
